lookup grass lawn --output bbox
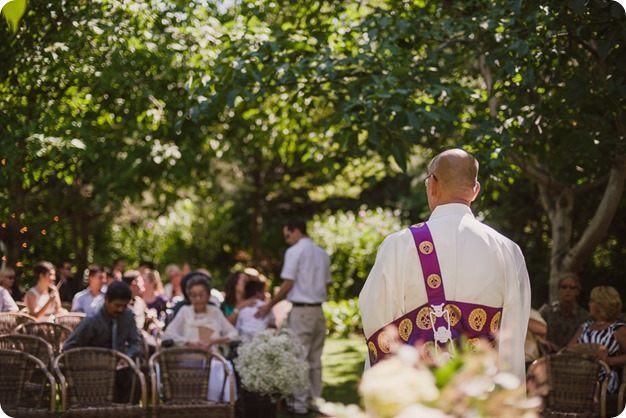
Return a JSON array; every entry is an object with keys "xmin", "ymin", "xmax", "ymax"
[{"xmin": 277, "ymin": 336, "xmax": 367, "ymax": 417}]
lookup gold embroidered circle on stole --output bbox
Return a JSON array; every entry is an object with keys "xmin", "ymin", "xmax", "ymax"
[
  {"xmin": 468, "ymin": 308, "xmax": 487, "ymax": 331},
  {"xmin": 444, "ymin": 304, "xmax": 462, "ymax": 326},
  {"xmin": 490, "ymin": 311, "xmax": 501, "ymax": 334},
  {"xmin": 399, "ymin": 319, "xmax": 413, "ymax": 342},
  {"xmin": 427, "ymin": 274, "xmax": 441, "ymax": 289},
  {"xmin": 414, "ymin": 222, "xmax": 425, "ymax": 228},
  {"xmin": 377, "ymin": 331, "xmax": 392, "ymax": 354},
  {"xmin": 416, "ymin": 307, "xmax": 433, "ymax": 330},
  {"xmin": 419, "ymin": 241, "xmax": 434, "ymax": 255},
  {"xmin": 368, "ymin": 342, "xmax": 378, "ymax": 363}
]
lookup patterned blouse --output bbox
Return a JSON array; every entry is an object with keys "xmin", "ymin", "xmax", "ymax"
[{"xmin": 577, "ymin": 320, "xmax": 626, "ymax": 393}]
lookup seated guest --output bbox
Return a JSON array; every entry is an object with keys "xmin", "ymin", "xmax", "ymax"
[
  {"xmin": 63, "ymin": 281, "xmax": 140, "ymax": 403},
  {"xmin": 141, "ymin": 268, "xmax": 169, "ymax": 323},
  {"xmin": 539, "ymin": 273, "xmax": 589, "ymax": 352},
  {"xmin": 236, "ymin": 280, "xmax": 275, "ymax": 342},
  {"xmin": 71, "ymin": 264, "xmax": 106, "ymax": 317},
  {"xmin": 162, "ymin": 272, "xmax": 238, "ymax": 401},
  {"xmin": 0, "ymin": 281, "xmax": 18, "ymax": 312},
  {"xmin": 569, "ymin": 285, "xmax": 626, "ymax": 394},
  {"xmin": 56, "ymin": 261, "xmax": 82, "ymax": 305},
  {"xmin": 164, "ymin": 264, "xmax": 184, "ymax": 304},
  {"xmin": 122, "ymin": 270, "xmax": 148, "ymax": 330},
  {"xmin": 221, "ymin": 271, "xmax": 258, "ymax": 326},
  {"xmin": 1, "ymin": 268, "xmax": 23, "ymax": 302},
  {"xmin": 25, "ymin": 261, "xmax": 63, "ymax": 321}
]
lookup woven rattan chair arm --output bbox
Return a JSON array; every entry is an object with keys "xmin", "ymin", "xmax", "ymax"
[
  {"xmin": 148, "ymin": 350, "xmax": 160, "ymax": 409},
  {"xmin": 113, "ymin": 349, "xmax": 148, "ymax": 409},
  {"xmin": 52, "ymin": 355, "xmax": 68, "ymax": 412},
  {"xmin": 42, "ymin": 360, "xmax": 58, "ymax": 413},
  {"xmin": 211, "ymin": 351, "xmax": 235, "ymax": 406},
  {"xmin": 598, "ymin": 359, "xmax": 610, "ymax": 418}
]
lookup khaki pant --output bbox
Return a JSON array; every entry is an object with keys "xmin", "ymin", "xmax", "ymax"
[{"xmin": 286, "ymin": 305, "xmax": 325, "ymax": 412}]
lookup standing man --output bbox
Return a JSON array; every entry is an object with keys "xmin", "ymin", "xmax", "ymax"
[
  {"xmin": 359, "ymin": 149, "xmax": 531, "ymax": 383},
  {"xmin": 257, "ymin": 217, "xmax": 331, "ymax": 415},
  {"xmin": 539, "ymin": 273, "xmax": 589, "ymax": 352},
  {"xmin": 71, "ymin": 264, "xmax": 106, "ymax": 317},
  {"xmin": 64, "ymin": 281, "xmax": 140, "ymax": 403}
]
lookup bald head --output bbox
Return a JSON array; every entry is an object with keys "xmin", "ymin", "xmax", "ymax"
[{"xmin": 427, "ymin": 149, "xmax": 480, "ymax": 209}]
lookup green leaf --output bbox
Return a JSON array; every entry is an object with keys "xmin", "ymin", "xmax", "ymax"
[
  {"xmin": 568, "ymin": 0, "xmax": 588, "ymax": 15},
  {"xmin": 1, "ymin": 0, "xmax": 26, "ymax": 33}
]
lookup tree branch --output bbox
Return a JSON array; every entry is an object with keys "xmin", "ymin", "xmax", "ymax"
[{"xmin": 563, "ymin": 153, "xmax": 626, "ymax": 269}]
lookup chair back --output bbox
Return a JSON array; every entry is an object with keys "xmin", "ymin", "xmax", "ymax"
[
  {"xmin": 0, "ymin": 334, "xmax": 54, "ymax": 368},
  {"xmin": 544, "ymin": 352, "xmax": 609, "ymax": 416},
  {"xmin": 150, "ymin": 347, "xmax": 213, "ymax": 402},
  {"xmin": 0, "ymin": 312, "xmax": 37, "ymax": 334},
  {"xmin": 16, "ymin": 321, "xmax": 72, "ymax": 354},
  {"xmin": 53, "ymin": 347, "xmax": 147, "ymax": 412},
  {"xmin": 0, "ymin": 348, "xmax": 57, "ymax": 414},
  {"xmin": 54, "ymin": 312, "xmax": 86, "ymax": 330},
  {"xmin": 150, "ymin": 347, "xmax": 235, "ymax": 402}
]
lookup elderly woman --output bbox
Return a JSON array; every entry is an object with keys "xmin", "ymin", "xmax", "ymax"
[
  {"xmin": 24, "ymin": 261, "xmax": 63, "ymax": 321},
  {"xmin": 162, "ymin": 272, "xmax": 238, "ymax": 401},
  {"xmin": 0, "ymin": 267, "xmax": 22, "ymax": 302},
  {"xmin": 569, "ymin": 286, "xmax": 626, "ymax": 394},
  {"xmin": 0, "ymin": 269, "xmax": 18, "ymax": 312}
]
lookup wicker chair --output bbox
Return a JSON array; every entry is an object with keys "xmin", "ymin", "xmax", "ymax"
[
  {"xmin": 55, "ymin": 312, "xmax": 87, "ymax": 330},
  {"xmin": 54, "ymin": 347, "xmax": 148, "ymax": 418},
  {"xmin": 16, "ymin": 321, "xmax": 72, "ymax": 355},
  {"xmin": 0, "ymin": 334, "xmax": 55, "ymax": 367},
  {"xmin": 0, "ymin": 348, "xmax": 57, "ymax": 418},
  {"xmin": 529, "ymin": 351, "xmax": 610, "ymax": 418},
  {"xmin": 149, "ymin": 347, "xmax": 235, "ymax": 418},
  {"xmin": 0, "ymin": 311, "xmax": 37, "ymax": 334},
  {"xmin": 562, "ymin": 343, "xmax": 626, "ymax": 416}
]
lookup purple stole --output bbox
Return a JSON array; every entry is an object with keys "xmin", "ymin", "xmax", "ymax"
[{"xmin": 366, "ymin": 222, "xmax": 503, "ymax": 366}]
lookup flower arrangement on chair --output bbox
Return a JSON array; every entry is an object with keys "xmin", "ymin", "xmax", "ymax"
[
  {"xmin": 319, "ymin": 340, "xmax": 540, "ymax": 418},
  {"xmin": 234, "ymin": 328, "xmax": 310, "ymax": 417}
]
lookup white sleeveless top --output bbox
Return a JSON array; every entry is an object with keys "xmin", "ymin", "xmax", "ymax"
[{"xmin": 27, "ymin": 287, "xmax": 57, "ymax": 321}]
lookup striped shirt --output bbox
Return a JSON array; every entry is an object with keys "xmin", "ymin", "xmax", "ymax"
[{"xmin": 577, "ymin": 320, "xmax": 625, "ymax": 393}]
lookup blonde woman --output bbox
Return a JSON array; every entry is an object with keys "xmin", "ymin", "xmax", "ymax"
[
  {"xmin": 569, "ymin": 286, "xmax": 626, "ymax": 394},
  {"xmin": 142, "ymin": 268, "xmax": 169, "ymax": 322},
  {"xmin": 24, "ymin": 261, "xmax": 63, "ymax": 321},
  {"xmin": 0, "ymin": 267, "xmax": 23, "ymax": 301}
]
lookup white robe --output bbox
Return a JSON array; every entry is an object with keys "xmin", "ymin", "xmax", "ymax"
[{"xmin": 359, "ymin": 203, "xmax": 531, "ymax": 383}]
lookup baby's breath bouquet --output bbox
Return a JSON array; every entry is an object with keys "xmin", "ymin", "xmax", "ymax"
[{"xmin": 234, "ymin": 328, "xmax": 310, "ymax": 399}]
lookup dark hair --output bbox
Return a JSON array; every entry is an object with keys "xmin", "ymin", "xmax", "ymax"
[
  {"xmin": 285, "ymin": 217, "xmax": 307, "ymax": 235},
  {"xmin": 223, "ymin": 271, "xmax": 245, "ymax": 307},
  {"xmin": 185, "ymin": 274, "xmax": 212, "ymax": 295},
  {"xmin": 87, "ymin": 264, "xmax": 104, "ymax": 278},
  {"xmin": 106, "ymin": 281, "xmax": 132, "ymax": 302},
  {"xmin": 181, "ymin": 271, "xmax": 212, "ymax": 299},
  {"xmin": 244, "ymin": 280, "xmax": 265, "ymax": 299},
  {"xmin": 33, "ymin": 261, "xmax": 55, "ymax": 282},
  {"xmin": 138, "ymin": 260, "xmax": 155, "ymax": 270},
  {"xmin": 121, "ymin": 270, "xmax": 141, "ymax": 286}
]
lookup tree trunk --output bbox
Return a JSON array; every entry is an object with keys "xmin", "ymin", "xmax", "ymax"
[{"xmin": 511, "ymin": 152, "xmax": 626, "ymax": 301}]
